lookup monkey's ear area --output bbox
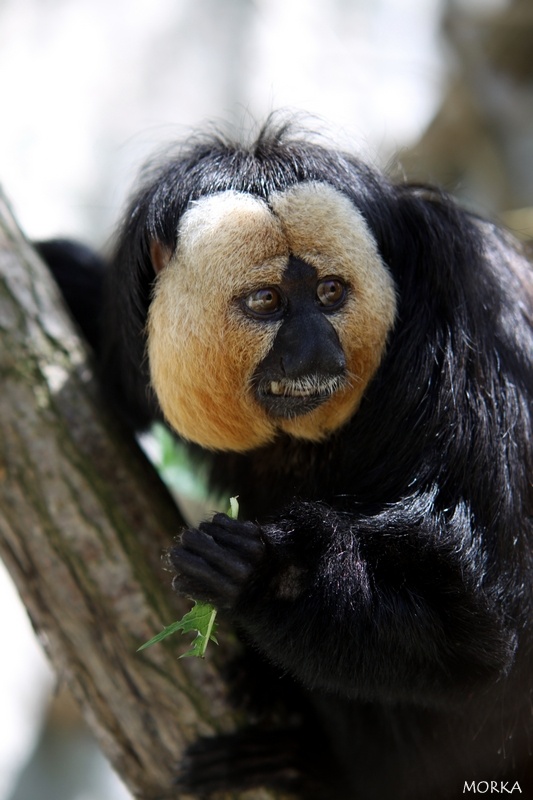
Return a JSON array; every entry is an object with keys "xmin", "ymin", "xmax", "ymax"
[{"xmin": 150, "ymin": 240, "xmax": 173, "ymax": 275}]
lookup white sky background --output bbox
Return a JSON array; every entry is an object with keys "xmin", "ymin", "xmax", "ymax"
[
  {"xmin": 0, "ymin": 0, "xmax": 495, "ymax": 797},
  {"xmin": 0, "ymin": 0, "xmax": 446, "ymax": 246}
]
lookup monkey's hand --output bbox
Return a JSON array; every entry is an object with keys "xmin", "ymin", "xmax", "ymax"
[{"xmin": 169, "ymin": 514, "xmax": 266, "ymax": 610}]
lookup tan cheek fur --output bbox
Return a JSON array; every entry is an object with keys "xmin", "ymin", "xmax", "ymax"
[
  {"xmin": 270, "ymin": 183, "xmax": 397, "ymax": 441},
  {"xmin": 148, "ymin": 191, "xmax": 288, "ymax": 451},
  {"xmin": 148, "ymin": 183, "xmax": 397, "ymax": 452}
]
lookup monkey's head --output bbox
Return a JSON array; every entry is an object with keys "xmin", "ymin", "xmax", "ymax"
[
  {"xmin": 109, "ymin": 125, "xmax": 398, "ymax": 452},
  {"xmin": 148, "ymin": 181, "xmax": 396, "ymax": 451}
]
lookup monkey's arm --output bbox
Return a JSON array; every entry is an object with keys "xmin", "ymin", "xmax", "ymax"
[{"xmin": 170, "ymin": 494, "xmax": 516, "ymax": 702}]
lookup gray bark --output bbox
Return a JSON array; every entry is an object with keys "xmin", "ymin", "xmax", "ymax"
[{"xmin": 0, "ymin": 189, "xmax": 284, "ymax": 800}]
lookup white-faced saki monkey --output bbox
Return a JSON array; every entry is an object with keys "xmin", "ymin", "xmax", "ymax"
[{"xmin": 43, "ymin": 119, "xmax": 533, "ymax": 800}]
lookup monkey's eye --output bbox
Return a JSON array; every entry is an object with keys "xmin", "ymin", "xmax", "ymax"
[
  {"xmin": 316, "ymin": 277, "xmax": 346, "ymax": 309},
  {"xmin": 244, "ymin": 287, "xmax": 282, "ymax": 317}
]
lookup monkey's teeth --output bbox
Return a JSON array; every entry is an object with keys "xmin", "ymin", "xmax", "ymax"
[
  {"xmin": 270, "ymin": 381, "xmax": 311, "ymax": 397},
  {"xmin": 268, "ymin": 380, "xmax": 334, "ymax": 397}
]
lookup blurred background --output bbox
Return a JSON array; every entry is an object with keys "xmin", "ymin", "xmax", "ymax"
[{"xmin": 1, "ymin": 0, "xmax": 532, "ymax": 798}]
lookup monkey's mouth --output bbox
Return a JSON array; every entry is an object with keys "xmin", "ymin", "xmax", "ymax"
[{"xmin": 255, "ymin": 375, "xmax": 345, "ymax": 418}]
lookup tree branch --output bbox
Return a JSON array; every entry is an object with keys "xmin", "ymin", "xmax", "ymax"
[{"xmin": 0, "ymin": 189, "xmax": 284, "ymax": 800}]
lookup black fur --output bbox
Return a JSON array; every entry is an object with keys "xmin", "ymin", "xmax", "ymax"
[
  {"xmin": 36, "ymin": 238, "xmax": 105, "ymax": 354},
  {"xmin": 48, "ymin": 120, "xmax": 533, "ymax": 799}
]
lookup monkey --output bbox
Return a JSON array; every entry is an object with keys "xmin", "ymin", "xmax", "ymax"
[{"xmin": 47, "ymin": 119, "xmax": 533, "ymax": 799}]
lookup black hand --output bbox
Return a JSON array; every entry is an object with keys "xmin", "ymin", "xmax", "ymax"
[{"xmin": 170, "ymin": 513, "xmax": 265, "ymax": 609}]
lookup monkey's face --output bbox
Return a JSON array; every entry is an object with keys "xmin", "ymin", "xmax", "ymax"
[{"xmin": 147, "ymin": 182, "xmax": 397, "ymax": 452}]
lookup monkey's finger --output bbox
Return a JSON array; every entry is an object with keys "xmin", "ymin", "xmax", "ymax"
[
  {"xmin": 170, "ymin": 549, "xmax": 240, "ymax": 604},
  {"xmin": 176, "ymin": 531, "xmax": 254, "ymax": 583},
  {"xmin": 199, "ymin": 521, "xmax": 265, "ymax": 560}
]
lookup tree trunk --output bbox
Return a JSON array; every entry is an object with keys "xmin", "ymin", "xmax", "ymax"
[{"xmin": 0, "ymin": 190, "xmax": 285, "ymax": 800}]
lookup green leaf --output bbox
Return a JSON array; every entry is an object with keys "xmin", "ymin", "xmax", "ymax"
[
  {"xmin": 138, "ymin": 497, "xmax": 239, "ymax": 657},
  {"xmin": 177, "ymin": 601, "xmax": 219, "ymax": 659},
  {"xmin": 229, "ymin": 495, "xmax": 239, "ymax": 520},
  {"xmin": 137, "ymin": 602, "xmax": 219, "ymax": 655}
]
